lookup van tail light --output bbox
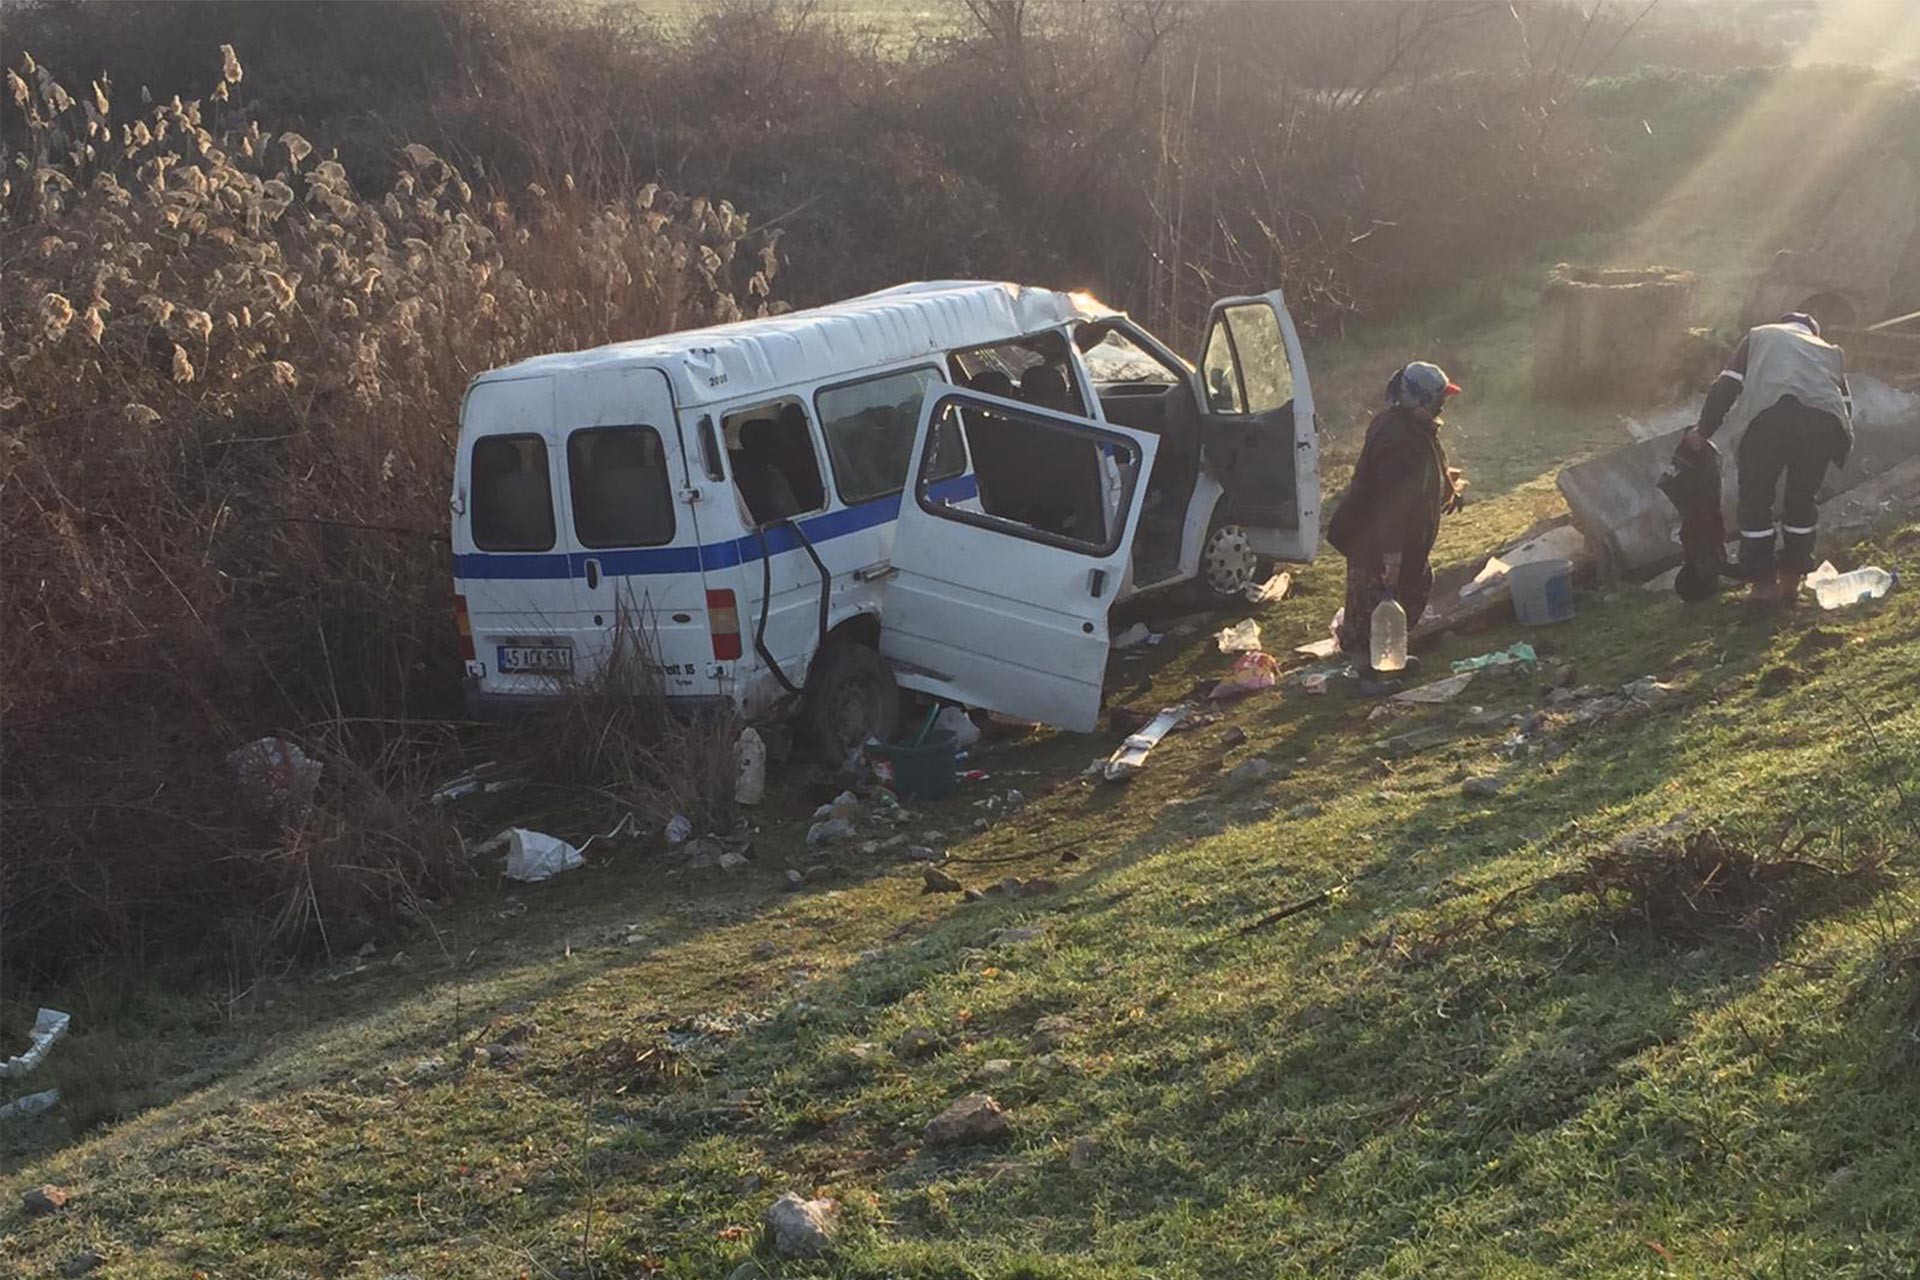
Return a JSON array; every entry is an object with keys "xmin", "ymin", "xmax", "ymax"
[
  {"xmin": 706, "ymin": 588, "xmax": 742, "ymax": 661},
  {"xmin": 454, "ymin": 593, "xmax": 476, "ymax": 661}
]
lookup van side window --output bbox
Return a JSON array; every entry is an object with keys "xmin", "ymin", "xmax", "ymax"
[
  {"xmin": 815, "ymin": 366, "xmax": 959, "ymax": 505},
  {"xmin": 470, "ymin": 434, "xmax": 556, "ymax": 552},
  {"xmin": 949, "ymin": 330, "xmax": 1089, "ymax": 417},
  {"xmin": 566, "ymin": 426, "xmax": 674, "ymax": 549},
  {"xmin": 724, "ymin": 399, "xmax": 827, "ymax": 527},
  {"xmin": 925, "ymin": 398, "xmax": 1123, "ymax": 552}
]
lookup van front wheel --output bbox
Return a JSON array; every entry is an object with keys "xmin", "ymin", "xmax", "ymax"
[
  {"xmin": 1198, "ymin": 517, "xmax": 1268, "ymax": 603},
  {"xmin": 802, "ymin": 641, "xmax": 903, "ymax": 763}
]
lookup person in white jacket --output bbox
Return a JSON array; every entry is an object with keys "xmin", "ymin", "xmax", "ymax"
[{"xmin": 1681, "ymin": 313, "xmax": 1853, "ymax": 603}]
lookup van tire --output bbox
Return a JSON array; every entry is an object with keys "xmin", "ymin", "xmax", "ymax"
[
  {"xmin": 801, "ymin": 641, "xmax": 903, "ymax": 763},
  {"xmin": 1195, "ymin": 511, "xmax": 1269, "ymax": 604}
]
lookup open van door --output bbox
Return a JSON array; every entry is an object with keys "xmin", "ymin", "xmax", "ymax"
[
  {"xmin": 879, "ymin": 389, "xmax": 1157, "ymax": 733},
  {"xmin": 1194, "ymin": 291, "xmax": 1319, "ymax": 562}
]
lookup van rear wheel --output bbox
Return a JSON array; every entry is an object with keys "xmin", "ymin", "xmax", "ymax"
[{"xmin": 802, "ymin": 641, "xmax": 903, "ymax": 763}]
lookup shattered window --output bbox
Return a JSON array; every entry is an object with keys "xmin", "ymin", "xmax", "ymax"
[{"xmin": 1223, "ymin": 302, "xmax": 1294, "ymax": 414}]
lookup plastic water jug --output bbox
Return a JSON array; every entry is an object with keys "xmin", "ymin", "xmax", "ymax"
[
  {"xmin": 1812, "ymin": 566, "xmax": 1896, "ymax": 610},
  {"xmin": 1370, "ymin": 596, "xmax": 1408, "ymax": 672}
]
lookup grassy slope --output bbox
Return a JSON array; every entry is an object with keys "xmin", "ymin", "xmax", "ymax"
[{"xmin": 8, "ymin": 72, "xmax": 1920, "ymax": 1279}]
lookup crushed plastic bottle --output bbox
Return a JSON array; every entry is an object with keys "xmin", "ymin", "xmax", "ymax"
[
  {"xmin": 1369, "ymin": 596, "xmax": 1408, "ymax": 673},
  {"xmin": 1812, "ymin": 566, "xmax": 1896, "ymax": 610}
]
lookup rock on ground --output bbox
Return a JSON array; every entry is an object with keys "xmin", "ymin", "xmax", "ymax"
[
  {"xmin": 925, "ymin": 1093, "xmax": 1011, "ymax": 1146},
  {"xmin": 1462, "ymin": 776, "xmax": 1506, "ymax": 799},
  {"xmin": 763, "ymin": 1191, "xmax": 838, "ymax": 1258},
  {"xmin": 922, "ymin": 866, "xmax": 963, "ymax": 894},
  {"xmin": 23, "ymin": 1185, "xmax": 70, "ymax": 1216}
]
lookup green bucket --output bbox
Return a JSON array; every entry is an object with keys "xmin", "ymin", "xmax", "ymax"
[{"xmin": 866, "ymin": 730, "xmax": 959, "ymax": 801}]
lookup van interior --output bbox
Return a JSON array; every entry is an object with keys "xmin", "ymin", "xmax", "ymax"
[
  {"xmin": 725, "ymin": 399, "xmax": 827, "ymax": 527},
  {"xmin": 947, "ymin": 333, "xmax": 1107, "ymax": 544},
  {"xmin": 1074, "ymin": 320, "xmax": 1201, "ymax": 579}
]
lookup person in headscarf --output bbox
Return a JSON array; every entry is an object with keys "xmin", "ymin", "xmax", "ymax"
[{"xmin": 1325, "ymin": 361, "xmax": 1465, "ymax": 670}]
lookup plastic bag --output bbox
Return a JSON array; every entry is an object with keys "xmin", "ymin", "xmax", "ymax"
[
  {"xmin": 735, "ymin": 728, "xmax": 767, "ymax": 807},
  {"xmin": 504, "ymin": 829, "xmax": 585, "ymax": 882},
  {"xmin": 1216, "ymin": 619, "xmax": 1262, "ymax": 653},
  {"xmin": 934, "ymin": 706, "xmax": 983, "ymax": 749},
  {"xmin": 664, "ymin": 814, "xmax": 693, "ymax": 845},
  {"xmin": 1210, "ymin": 651, "xmax": 1281, "ymax": 700}
]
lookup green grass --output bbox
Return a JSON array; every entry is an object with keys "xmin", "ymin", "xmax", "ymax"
[{"xmin": 9, "ymin": 103, "xmax": 1920, "ymax": 1269}]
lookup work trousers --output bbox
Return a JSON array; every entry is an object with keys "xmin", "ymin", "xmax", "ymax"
[
  {"xmin": 1337, "ymin": 545, "xmax": 1434, "ymax": 658},
  {"xmin": 1736, "ymin": 399, "xmax": 1843, "ymax": 576}
]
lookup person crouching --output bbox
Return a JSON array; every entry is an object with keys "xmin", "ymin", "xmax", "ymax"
[{"xmin": 1326, "ymin": 361, "xmax": 1465, "ymax": 675}]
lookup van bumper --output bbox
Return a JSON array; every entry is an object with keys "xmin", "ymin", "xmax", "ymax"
[{"xmin": 463, "ymin": 684, "xmax": 735, "ymax": 720}]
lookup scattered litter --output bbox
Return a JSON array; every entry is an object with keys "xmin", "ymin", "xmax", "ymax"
[
  {"xmin": 735, "ymin": 729, "xmax": 767, "ymax": 807},
  {"xmin": 1245, "ymin": 571, "xmax": 1292, "ymax": 604},
  {"xmin": 665, "ymin": 814, "xmax": 693, "ymax": 846},
  {"xmin": 1113, "ymin": 622, "xmax": 1163, "ymax": 649},
  {"xmin": 1810, "ymin": 564, "xmax": 1896, "ymax": 610},
  {"xmin": 1215, "ymin": 619, "xmax": 1262, "ymax": 653},
  {"xmin": 1391, "ymin": 672, "xmax": 1476, "ymax": 704},
  {"xmin": 1303, "ymin": 672, "xmax": 1331, "ymax": 695},
  {"xmin": 1459, "ymin": 525, "xmax": 1590, "ymax": 602},
  {"xmin": 934, "ymin": 705, "xmax": 983, "ymax": 748},
  {"xmin": 227, "ymin": 736, "xmax": 322, "ymax": 819},
  {"xmin": 1210, "ymin": 651, "xmax": 1281, "ymax": 700},
  {"xmin": 503, "ymin": 829, "xmax": 585, "ymax": 882},
  {"xmin": 0, "ymin": 1090, "xmax": 59, "ymax": 1121},
  {"xmin": 1450, "ymin": 642, "xmax": 1537, "ymax": 675},
  {"xmin": 1, "ymin": 1008, "xmax": 71, "ymax": 1079},
  {"xmin": 1102, "ymin": 704, "xmax": 1191, "ymax": 782},
  {"xmin": 960, "ymin": 769, "xmax": 990, "ymax": 783},
  {"xmin": 429, "ymin": 761, "xmax": 519, "ymax": 806},
  {"xmin": 1295, "ymin": 637, "xmax": 1341, "ymax": 660}
]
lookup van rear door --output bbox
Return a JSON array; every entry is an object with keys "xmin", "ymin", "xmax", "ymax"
[
  {"xmin": 1194, "ymin": 291, "xmax": 1319, "ymax": 562},
  {"xmin": 454, "ymin": 374, "xmax": 576, "ymax": 704},
  {"xmin": 880, "ymin": 388, "xmax": 1158, "ymax": 733},
  {"xmin": 554, "ymin": 366, "xmax": 719, "ymax": 701}
]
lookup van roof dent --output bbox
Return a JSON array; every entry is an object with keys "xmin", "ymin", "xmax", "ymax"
[{"xmin": 473, "ymin": 280, "xmax": 1113, "ymax": 409}]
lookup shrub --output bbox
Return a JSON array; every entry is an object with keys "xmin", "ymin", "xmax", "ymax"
[{"xmin": 0, "ymin": 46, "xmax": 781, "ymax": 977}]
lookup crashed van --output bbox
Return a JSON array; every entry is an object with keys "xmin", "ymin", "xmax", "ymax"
[{"xmin": 451, "ymin": 280, "xmax": 1317, "ymax": 755}]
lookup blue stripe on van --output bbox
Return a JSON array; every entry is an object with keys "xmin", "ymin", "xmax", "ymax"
[{"xmin": 453, "ymin": 474, "xmax": 979, "ymax": 581}]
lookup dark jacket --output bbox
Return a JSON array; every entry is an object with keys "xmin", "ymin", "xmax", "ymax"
[{"xmin": 1326, "ymin": 405, "xmax": 1449, "ymax": 558}]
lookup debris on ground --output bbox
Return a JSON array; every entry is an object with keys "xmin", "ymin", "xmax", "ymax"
[
  {"xmin": 1451, "ymin": 642, "xmax": 1538, "ymax": 676},
  {"xmin": 922, "ymin": 866, "xmax": 964, "ymax": 894},
  {"xmin": 1577, "ymin": 822, "xmax": 1882, "ymax": 943},
  {"xmin": 925, "ymin": 1093, "xmax": 1011, "ymax": 1146},
  {"xmin": 1302, "ymin": 672, "xmax": 1332, "ymax": 695},
  {"xmin": 1807, "ymin": 562, "xmax": 1898, "ymax": 610},
  {"xmin": 503, "ymin": 829, "xmax": 585, "ymax": 882},
  {"xmin": 1113, "ymin": 622, "xmax": 1163, "ymax": 649},
  {"xmin": 1457, "ymin": 524, "xmax": 1591, "ymax": 605},
  {"xmin": 2, "ymin": 1007, "xmax": 71, "ymax": 1079},
  {"xmin": 429, "ymin": 760, "xmax": 520, "ymax": 806},
  {"xmin": 1295, "ymin": 637, "xmax": 1342, "ymax": 660},
  {"xmin": 22, "ymin": 1185, "xmax": 70, "ymax": 1216},
  {"xmin": 1102, "ymin": 704, "xmax": 1192, "ymax": 782},
  {"xmin": 1392, "ymin": 672, "xmax": 1476, "ymax": 704},
  {"xmin": 0, "ymin": 1089, "xmax": 59, "ymax": 1120},
  {"xmin": 1245, "ymin": 571, "xmax": 1292, "ymax": 604},
  {"xmin": 227, "ymin": 736, "xmax": 322, "ymax": 820},
  {"xmin": 763, "ymin": 1192, "xmax": 839, "ymax": 1258},
  {"xmin": 735, "ymin": 729, "xmax": 767, "ymax": 806},
  {"xmin": 665, "ymin": 814, "xmax": 693, "ymax": 846},
  {"xmin": 1211, "ymin": 651, "xmax": 1281, "ymax": 700},
  {"xmin": 1215, "ymin": 619, "xmax": 1262, "ymax": 653},
  {"xmin": 934, "ymin": 705, "xmax": 984, "ymax": 747}
]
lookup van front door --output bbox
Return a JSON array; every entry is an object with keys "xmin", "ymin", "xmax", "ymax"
[
  {"xmin": 880, "ymin": 388, "xmax": 1157, "ymax": 733},
  {"xmin": 1194, "ymin": 291, "xmax": 1319, "ymax": 563}
]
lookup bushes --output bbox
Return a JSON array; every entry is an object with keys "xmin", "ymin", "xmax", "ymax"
[{"xmin": 0, "ymin": 46, "xmax": 781, "ymax": 976}]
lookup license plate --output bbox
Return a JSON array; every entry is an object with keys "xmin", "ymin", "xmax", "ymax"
[{"xmin": 496, "ymin": 642, "xmax": 573, "ymax": 675}]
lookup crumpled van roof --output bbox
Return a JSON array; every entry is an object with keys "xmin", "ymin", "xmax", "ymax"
[{"xmin": 471, "ymin": 280, "xmax": 1116, "ymax": 409}]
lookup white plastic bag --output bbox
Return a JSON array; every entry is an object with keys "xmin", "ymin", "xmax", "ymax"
[
  {"xmin": 0, "ymin": 1008, "xmax": 70, "ymax": 1079},
  {"xmin": 503, "ymin": 828, "xmax": 584, "ymax": 882},
  {"xmin": 933, "ymin": 706, "xmax": 983, "ymax": 749},
  {"xmin": 1216, "ymin": 619, "xmax": 1262, "ymax": 653},
  {"xmin": 664, "ymin": 814, "xmax": 693, "ymax": 845},
  {"xmin": 735, "ymin": 728, "xmax": 767, "ymax": 807}
]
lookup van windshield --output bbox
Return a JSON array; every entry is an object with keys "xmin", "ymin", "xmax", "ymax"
[
  {"xmin": 567, "ymin": 426, "xmax": 675, "ymax": 548},
  {"xmin": 470, "ymin": 434, "xmax": 556, "ymax": 552}
]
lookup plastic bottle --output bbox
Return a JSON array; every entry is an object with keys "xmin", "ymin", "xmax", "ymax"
[
  {"xmin": 1369, "ymin": 595, "xmax": 1408, "ymax": 672},
  {"xmin": 1813, "ymin": 567, "xmax": 1896, "ymax": 610}
]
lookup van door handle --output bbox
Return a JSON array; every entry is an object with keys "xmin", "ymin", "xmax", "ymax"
[
  {"xmin": 584, "ymin": 558, "xmax": 601, "ymax": 590},
  {"xmin": 1088, "ymin": 568, "xmax": 1107, "ymax": 598}
]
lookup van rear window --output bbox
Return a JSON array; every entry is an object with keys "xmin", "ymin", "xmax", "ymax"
[
  {"xmin": 567, "ymin": 427, "xmax": 675, "ymax": 548},
  {"xmin": 470, "ymin": 435, "xmax": 555, "ymax": 552}
]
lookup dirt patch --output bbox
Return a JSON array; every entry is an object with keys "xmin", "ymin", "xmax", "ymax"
[
  {"xmin": 1575, "ymin": 824, "xmax": 1882, "ymax": 946},
  {"xmin": 1756, "ymin": 663, "xmax": 1805, "ymax": 697}
]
